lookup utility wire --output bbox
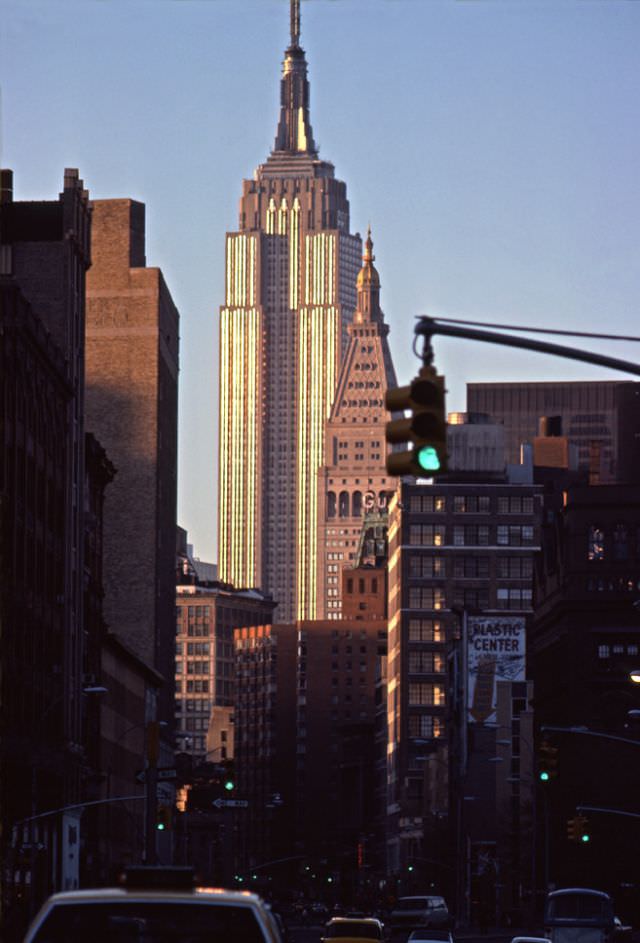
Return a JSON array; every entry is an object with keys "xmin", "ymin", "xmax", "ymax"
[{"xmin": 423, "ymin": 316, "xmax": 640, "ymax": 343}]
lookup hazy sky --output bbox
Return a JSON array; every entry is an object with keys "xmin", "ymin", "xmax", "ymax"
[{"xmin": 2, "ymin": 0, "xmax": 639, "ymax": 563}]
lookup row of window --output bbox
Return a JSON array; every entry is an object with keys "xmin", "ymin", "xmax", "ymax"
[
  {"xmin": 409, "ymin": 555, "xmax": 533, "ymax": 579},
  {"xmin": 407, "ymin": 586, "xmax": 532, "ymax": 610},
  {"xmin": 588, "ymin": 524, "xmax": 640, "ymax": 562},
  {"xmin": 409, "ymin": 524, "xmax": 535, "ymax": 547},
  {"xmin": 409, "ymin": 495, "xmax": 535, "ymax": 515}
]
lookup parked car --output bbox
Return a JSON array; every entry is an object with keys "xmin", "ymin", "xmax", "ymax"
[
  {"xmin": 408, "ymin": 930, "xmax": 454, "ymax": 943},
  {"xmin": 22, "ymin": 866, "xmax": 283, "ymax": 942},
  {"xmin": 321, "ymin": 916, "xmax": 386, "ymax": 941},
  {"xmin": 390, "ymin": 896, "xmax": 450, "ymax": 935}
]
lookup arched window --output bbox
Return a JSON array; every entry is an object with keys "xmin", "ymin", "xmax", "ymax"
[
  {"xmin": 352, "ymin": 491, "xmax": 362, "ymax": 517},
  {"xmin": 327, "ymin": 492, "xmax": 336, "ymax": 518},
  {"xmin": 339, "ymin": 491, "xmax": 350, "ymax": 518}
]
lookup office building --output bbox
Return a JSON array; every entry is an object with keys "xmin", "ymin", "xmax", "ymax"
[
  {"xmin": 0, "ymin": 168, "xmax": 92, "ymax": 924},
  {"xmin": 85, "ymin": 199, "xmax": 180, "ymax": 726},
  {"xmin": 217, "ymin": 0, "xmax": 362, "ymax": 621},
  {"xmin": 467, "ymin": 380, "xmax": 640, "ymax": 484},
  {"xmin": 385, "ymin": 478, "xmax": 541, "ymax": 886},
  {"xmin": 316, "ymin": 230, "xmax": 397, "ymax": 619}
]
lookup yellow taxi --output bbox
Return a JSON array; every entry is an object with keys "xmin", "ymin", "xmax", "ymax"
[{"xmin": 321, "ymin": 915, "xmax": 386, "ymax": 942}]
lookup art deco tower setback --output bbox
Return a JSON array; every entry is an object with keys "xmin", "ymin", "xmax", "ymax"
[{"xmin": 218, "ymin": 0, "xmax": 362, "ymax": 621}]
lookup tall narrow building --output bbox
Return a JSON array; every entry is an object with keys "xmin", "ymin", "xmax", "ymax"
[
  {"xmin": 316, "ymin": 230, "xmax": 397, "ymax": 619},
  {"xmin": 218, "ymin": 0, "xmax": 362, "ymax": 621}
]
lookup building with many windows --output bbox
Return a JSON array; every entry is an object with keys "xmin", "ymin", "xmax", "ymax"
[
  {"xmin": 217, "ymin": 0, "xmax": 363, "ymax": 621},
  {"xmin": 175, "ymin": 572, "xmax": 276, "ymax": 759},
  {"xmin": 385, "ymin": 478, "xmax": 542, "ymax": 880},
  {"xmin": 315, "ymin": 230, "xmax": 397, "ymax": 620}
]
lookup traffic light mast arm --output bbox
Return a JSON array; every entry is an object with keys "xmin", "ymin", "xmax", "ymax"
[
  {"xmin": 541, "ymin": 725, "xmax": 640, "ymax": 749},
  {"xmin": 576, "ymin": 805, "xmax": 640, "ymax": 821},
  {"xmin": 416, "ymin": 317, "xmax": 640, "ymax": 378}
]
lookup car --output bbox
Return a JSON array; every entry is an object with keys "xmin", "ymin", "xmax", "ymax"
[
  {"xmin": 321, "ymin": 915, "xmax": 386, "ymax": 941},
  {"xmin": 22, "ymin": 866, "xmax": 283, "ymax": 942},
  {"xmin": 389, "ymin": 896, "xmax": 450, "ymax": 934},
  {"xmin": 511, "ymin": 937, "xmax": 552, "ymax": 943},
  {"xmin": 408, "ymin": 930, "xmax": 454, "ymax": 943}
]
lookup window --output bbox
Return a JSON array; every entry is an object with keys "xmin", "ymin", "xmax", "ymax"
[
  {"xmin": 613, "ymin": 524, "xmax": 628, "ymax": 561},
  {"xmin": 496, "ymin": 587, "xmax": 533, "ymax": 609},
  {"xmin": 409, "ymin": 524, "xmax": 445, "ymax": 546},
  {"xmin": 409, "ymin": 683, "xmax": 445, "ymax": 706},
  {"xmin": 497, "ymin": 495, "xmax": 534, "ymax": 514},
  {"xmin": 452, "ymin": 587, "xmax": 489, "ymax": 610},
  {"xmin": 453, "ymin": 557, "xmax": 490, "ymax": 579},
  {"xmin": 453, "ymin": 525, "xmax": 489, "ymax": 546},
  {"xmin": 497, "ymin": 556, "xmax": 533, "ymax": 579},
  {"xmin": 409, "ymin": 586, "xmax": 446, "ymax": 610},
  {"xmin": 409, "ymin": 651, "xmax": 445, "ymax": 673},
  {"xmin": 409, "ymin": 715, "xmax": 444, "ymax": 738},
  {"xmin": 497, "ymin": 525, "xmax": 534, "ymax": 546},
  {"xmin": 588, "ymin": 526, "xmax": 605, "ymax": 561},
  {"xmin": 409, "ymin": 494, "xmax": 446, "ymax": 513},
  {"xmin": 409, "ymin": 619, "xmax": 444, "ymax": 642},
  {"xmin": 410, "ymin": 555, "xmax": 446, "ymax": 578},
  {"xmin": 453, "ymin": 495, "xmax": 491, "ymax": 513}
]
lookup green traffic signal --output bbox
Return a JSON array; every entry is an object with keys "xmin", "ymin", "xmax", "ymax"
[
  {"xmin": 539, "ymin": 770, "xmax": 550, "ymax": 782},
  {"xmin": 384, "ymin": 367, "xmax": 447, "ymax": 477},
  {"xmin": 581, "ymin": 833, "xmax": 590, "ymax": 843},
  {"xmin": 224, "ymin": 779, "xmax": 235, "ymax": 792},
  {"xmin": 416, "ymin": 445, "xmax": 441, "ymax": 472}
]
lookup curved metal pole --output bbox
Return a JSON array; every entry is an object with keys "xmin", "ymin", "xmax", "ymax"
[{"xmin": 416, "ymin": 317, "xmax": 640, "ymax": 378}]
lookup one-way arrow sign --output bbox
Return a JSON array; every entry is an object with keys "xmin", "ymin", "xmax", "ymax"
[
  {"xmin": 135, "ymin": 767, "xmax": 177, "ymax": 784},
  {"xmin": 212, "ymin": 798, "xmax": 249, "ymax": 809}
]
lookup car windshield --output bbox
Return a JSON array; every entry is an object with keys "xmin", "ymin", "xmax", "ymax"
[
  {"xmin": 31, "ymin": 901, "xmax": 267, "ymax": 943},
  {"xmin": 411, "ymin": 931, "xmax": 451, "ymax": 940},
  {"xmin": 327, "ymin": 922, "xmax": 381, "ymax": 939}
]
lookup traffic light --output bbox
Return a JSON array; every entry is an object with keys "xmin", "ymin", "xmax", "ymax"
[
  {"xmin": 538, "ymin": 740, "xmax": 558, "ymax": 782},
  {"xmin": 156, "ymin": 804, "xmax": 172, "ymax": 831},
  {"xmin": 567, "ymin": 815, "xmax": 590, "ymax": 843},
  {"xmin": 384, "ymin": 366, "xmax": 447, "ymax": 477},
  {"xmin": 576, "ymin": 814, "xmax": 590, "ymax": 843},
  {"xmin": 224, "ymin": 778, "xmax": 235, "ymax": 792}
]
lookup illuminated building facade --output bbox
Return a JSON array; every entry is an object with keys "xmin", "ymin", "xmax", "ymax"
[
  {"xmin": 218, "ymin": 0, "xmax": 362, "ymax": 621},
  {"xmin": 316, "ymin": 230, "xmax": 397, "ymax": 619}
]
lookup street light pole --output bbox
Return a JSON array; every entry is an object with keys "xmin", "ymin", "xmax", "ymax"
[{"xmin": 144, "ymin": 721, "xmax": 160, "ymax": 865}]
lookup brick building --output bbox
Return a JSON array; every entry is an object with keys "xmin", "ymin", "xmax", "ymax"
[
  {"xmin": 0, "ymin": 168, "xmax": 92, "ymax": 928},
  {"xmin": 85, "ymin": 199, "xmax": 180, "ymax": 729},
  {"xmin": 316, "ymin": 230, "xmax": 397, "ymax": 620}
]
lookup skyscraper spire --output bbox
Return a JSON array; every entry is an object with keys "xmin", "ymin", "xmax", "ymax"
[
  {"xmin": 355, "ymin": 226, "xmax": 382, "ymax": 323},
  {"xmin": 273, "ymin": 0, "xmax": 317, "ymax": 155},
  {"xmin": 291, "ymin": 0, "xmax": 300, "ymax": 48}
]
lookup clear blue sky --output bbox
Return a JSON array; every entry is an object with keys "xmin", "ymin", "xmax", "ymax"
[{"xmin": 2, "ymin": 0, "xmax": 639, "ymax": 563}]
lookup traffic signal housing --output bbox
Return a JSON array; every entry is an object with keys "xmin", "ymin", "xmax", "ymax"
[
  {"xmin": 538, "ymin": 739, "xmax": 558, "ymax": 782},
  {"xmin": 156, "ymin": 804, "xmax": 172, "ymax": 831},
  {"xmin": 576, "ymin": 814, "xmax": 590, "ymax": 843},
  {"xmin": 567, "ymin": 814, "xmax": 590, "ymax": 843},
  {"xmin": 385, "ymin": 366, "xmax": 447, "ymax": 477}
]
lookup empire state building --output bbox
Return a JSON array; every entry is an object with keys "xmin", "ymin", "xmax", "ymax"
[{"xmin": 218, "ymin": 0, "xmax": 362, "ymax": 621}]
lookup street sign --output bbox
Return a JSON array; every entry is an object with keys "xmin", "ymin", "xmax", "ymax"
[
  {"xmin": 212, "ymin": 798, "xmax": 248, "ymax": 809},
  {"xmin": 135, "ymin": 767, "xmax": 177, "ymax": 784}
]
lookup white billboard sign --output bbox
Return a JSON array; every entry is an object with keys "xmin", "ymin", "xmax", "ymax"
[{"xmin": 467, "ymin": 615, "xmax": 526, "ymax": 724}]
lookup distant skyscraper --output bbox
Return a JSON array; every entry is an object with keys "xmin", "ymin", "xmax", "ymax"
[
  {"xmin": 218, "ymin": 0, "xmax": 362, "ymax": 621},
  {"xmin": 316, "ymin": 230, "xmax": 397, "ymax": 619}
]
